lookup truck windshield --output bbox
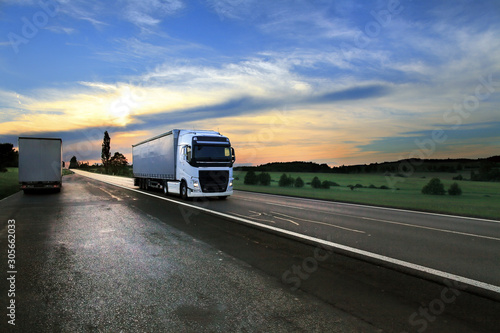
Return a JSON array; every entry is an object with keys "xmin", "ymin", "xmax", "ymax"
[{"xmin": 193, "ymin": 145, "xmax": 231, "ymax": 162}]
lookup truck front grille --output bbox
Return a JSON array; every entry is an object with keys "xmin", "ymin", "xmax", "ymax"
[{"xmin": 199, "ymin": 171, "xmax": 229, "ymax": 193}]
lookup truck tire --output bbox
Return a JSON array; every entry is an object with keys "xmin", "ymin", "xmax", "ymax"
[
  {"xmin": 219, "ymin": 196, "xmax": 228, "ymax": 200},
  {"xmin": 180, "ymin": 181, "xmax": 188, "ymax": 200}
]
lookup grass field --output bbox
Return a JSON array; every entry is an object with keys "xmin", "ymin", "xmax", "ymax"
[
  {"xmin": 3, "ymin": 166, "xmax": 496, "ymax": 219},
  {"xmin": 0, "ymin": 168, "xmax": 20, "ymax": 200},
  {"xmin": 0, "ymin": 168, "xmax": 75, "ymax": 200},
  {"xmin": 233, "ymin": 171, "xmax": 500, "ymax": 220}
]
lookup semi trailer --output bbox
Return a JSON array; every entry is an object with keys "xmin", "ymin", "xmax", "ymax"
[
  {"xmin": 18, "ymin": 137, "xmax": 63, "ymax": 193},
  {"xmin": 132, "ymin": 129, "xmax": 235, "ymax": 200}
]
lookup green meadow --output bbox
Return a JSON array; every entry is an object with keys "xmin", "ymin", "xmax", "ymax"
[
  {"xmin": 0, "ymin": 168, "xmax": 74, "ymax": 200},
  {"xmin": 233, "ymin": 171, "xmax": 500, "ymax": 220},
  {"xmin": 0, "ymin": 168, "xmax": 20, "ymax": 200}
]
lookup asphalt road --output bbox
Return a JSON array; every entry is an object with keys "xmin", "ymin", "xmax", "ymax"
[
  {"xmin": 0, "ymin": 174, "xmax": 377, "ymax": 332},
  {"xmin": 1, "ymin": 172, "xmax": 499, "ymax": 332},
  {"xmin": 73, "ymin": 170, "xmax": 500, "ymax": 290}
]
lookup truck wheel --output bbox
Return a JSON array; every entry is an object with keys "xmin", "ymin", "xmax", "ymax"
[
  {"xmin": 163, "ymin": 180, "xmax": 168, "ymax": 195},
  {"xmin": 219, "ymin": 196, "xmax": 228, "ymax": 200},
  {"xmin": 180, "ymin": 181, "xmax": 188, "ymax": 200}
]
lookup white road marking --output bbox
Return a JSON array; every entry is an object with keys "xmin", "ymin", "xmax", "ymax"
[
  {"xmin": 229, "ymin": 211, "xmax": 276, "ymax": 223},
  {"xmin": 234, "ymin": 195, "xmax": 496, "ymax": 240},
  {"xmin": 233, "ymin": 192, "xmax": 500, "ymax": 224},
  {"xmin": 271, "ymin": 211, "xmax": 365, "ymax": 234},
  {"xmin": 98, "ymin": 187, "xmax": 123, "ymax": 201},
  {"xmin": 361, "ymin": 217, "xmax": 500, "ymax": 241},
  {"xmin": 273, "ymin": 215, "xmax": 300, "ymax": 226},
  {"xmin": 73, "ymin": 170, "xmax": 500, "ymax": 295}
]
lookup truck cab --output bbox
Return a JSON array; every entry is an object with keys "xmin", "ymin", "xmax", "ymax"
[
  {"xmin": 177, "ymin": 131, "xmax": 235, "ymax": 199},
  {"xmin": 133, "ymin": 129, "xmax": 235, "ymax": 200}
]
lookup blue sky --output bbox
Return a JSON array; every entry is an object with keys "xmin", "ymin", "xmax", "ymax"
[{"xmin": 0, "ymin": 0, "xmax": 499, "ymax": 166}]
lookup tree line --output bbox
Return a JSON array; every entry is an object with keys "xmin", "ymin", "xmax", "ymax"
[
  {"xmin": 236, "ymin": 157, "xmax": 500, "ymax": 182},
  {"xmin": 69, "ymin": 131, "xmax": 129, "ymax": 175},
  {"xmin": 0, "ymin": 143, "xmax": 18, "ymax": 172}
]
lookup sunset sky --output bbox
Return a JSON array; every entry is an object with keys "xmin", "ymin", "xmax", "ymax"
[{"xmin": 0, "ymin": 0, "xmax": 499, "ymax": 166}]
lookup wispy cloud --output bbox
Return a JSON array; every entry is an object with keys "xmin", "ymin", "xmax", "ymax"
[
  {"xmin": 122, "ymin": 0, "xmax": 184, "ymax": 27},
  {"xmin": 0, "ymin": 1, "xmax": 499, "ymax": 166},
  {"xmin": 44, "ymin": 26, "xmax": 76, "ymax": 34}
]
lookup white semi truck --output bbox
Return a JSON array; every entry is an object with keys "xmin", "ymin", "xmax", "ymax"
[
  {"xmin": 132, "ymin": 129, "xmax": 235, "ymax": 200},
  {"xmin": 18, "ymin": 137, "xmax": 63, "ymax": 193}
]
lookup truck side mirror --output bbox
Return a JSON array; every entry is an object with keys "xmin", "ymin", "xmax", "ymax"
[
  {"xmin": 183, "ymin": 145, "xmax": 192, "ymax": 162},
  {"xmin": 231, "ymin": 147, "xmax": 235, "ymax": 163}
]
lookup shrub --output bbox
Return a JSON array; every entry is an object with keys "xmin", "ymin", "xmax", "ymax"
[
  {"xmin": 258, "ymin": 172, "xmax": 271, "ymax": 186},
  {"xmin": 379, "ymin": 185, "xmax": 390, "ymax": 190},
  {"xmin": 321, "ymin": 180, "xmax": 330, "ymax": 189},
  {"xmin": 311, "ymin": 176, "xmax": 322, "ymax": 189},
  {"xmin": 452, "ymin": 174, "xmax": 463, "ymax": 181},
  {"xmin": 369, "ymin": 184, "xmax": 377, "ymax": 189},
  {"xmin": 244, "ymin": 171, "xmax": 258, "ymax": 185},
  {"xmin": 448, "ymin": 182, "xmax": 462, "ymax": 196},
  {"xmin": 422, "ymin": 178, "xmax": 445, "ymax": 195},
  {"xmin": 279, "ymin": 173, "xmax": 294, "ymax": 187},
  {"xmin": 294, "ymin": 177, "xmax": 304, "ymax": 188}
]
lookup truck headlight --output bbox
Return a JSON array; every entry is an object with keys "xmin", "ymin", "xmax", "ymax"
[
  {"xmin": 192, "ymin": 178, "xmax": 200, "ymax": 191},
  {"xmin": 229, "ymin": 178, "xmax": 233, "ymax": 187}
]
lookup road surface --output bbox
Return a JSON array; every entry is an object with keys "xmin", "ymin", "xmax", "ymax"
[
  {"xmin": 1, "ymin": 171, "xmax": 498, "ymax": 332},
  {"xmin": 73, "ymin": 170, "xmax": 500, "ymax": 292}
]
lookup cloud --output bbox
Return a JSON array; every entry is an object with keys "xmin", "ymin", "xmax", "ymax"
[
  {"xmin": 122, "ymin": 0, "xmax": 184, "ymax": 27},
  {"xmin": 358, "ymin": 122, "xmax": 500, "ymax": 155},
  {"xmin": 44, "ymin": 26, "xmax": 76, "ymax": 34},
  {"xmin": 308, "ymin": 84, "xmax": 391, "ymax": 104}
]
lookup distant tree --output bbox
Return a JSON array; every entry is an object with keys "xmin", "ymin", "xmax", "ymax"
[
  {"xmin": 0, "ymin": 143, "xmax": 16, "ymax": 172},
  {"xmin": 101, "ymin": 131, "xmax": 111, "ymax": 174},
  {"xmin": 294, "ymin": 177, "xmax": 304, "ymax": 188},
  {"xmin": 244, "ymin": 171, "xmax": 258, "ymax": 185},
  {"xmin": 422, "ymin": 178, "xmax": 446, "ymax": 195},
  {"xmin": 79, "ymin": 161, "xmax": 90, "ymax": 169},
  {"xmin": 258, "ymin": 172, "xmax": 271, "ymax": 186},
  {"xmin": 321, "ymin": 180, "xmax": 330, "ymax": 189},
  {"xmin": 109, "ymin": 152, "xmax": 128, "ymax": 174},
  {"xmin": 448, "ymin": 182, "xmax": 462, "ymax": 196},
  {"xmin": 69, "ymin": 156, "xmax": 79, "ymax": 169},
  {"xmin": 279, "ymin": 173, "xmax": 294, "ymax": 187},
  {"xmin": 311, "ymin": 176, "xmax": 322, "ymax": 189}
]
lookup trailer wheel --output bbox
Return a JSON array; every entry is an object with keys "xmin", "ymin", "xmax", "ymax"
[
  {"xmin": 180, "ymin": 181, "xmax": 188, "ymax": 200},
  {"xmin": 163, "ymin": 180, "xmax": 168, "ymax": 195}
]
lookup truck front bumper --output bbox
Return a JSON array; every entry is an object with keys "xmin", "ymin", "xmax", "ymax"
[{"xmin": 188, "ymin": 189, "xmax": 233, "ymax": 198}]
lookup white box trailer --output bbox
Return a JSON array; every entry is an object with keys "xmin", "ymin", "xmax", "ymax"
[
  {"xmin": 132, "ymin": 129, "xmax": 235, "ymax": 200},
  {"xmin": 18, "ymin": 137, "xmax": 62, "ymax": 193}
]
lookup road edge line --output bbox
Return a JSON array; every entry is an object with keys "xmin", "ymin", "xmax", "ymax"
[{"xmin": 74, "ymin": 170, "xmax": 500, "ymax": 300}]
